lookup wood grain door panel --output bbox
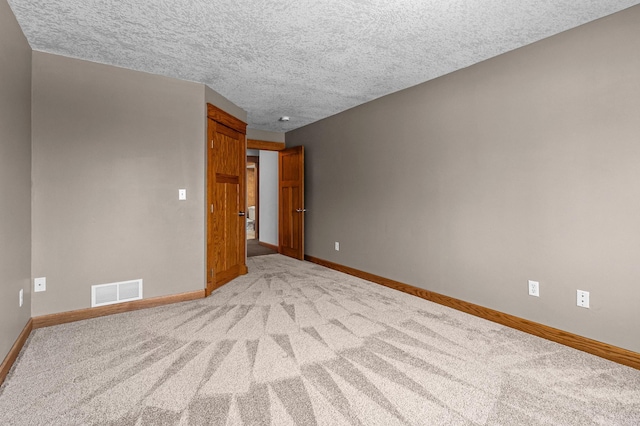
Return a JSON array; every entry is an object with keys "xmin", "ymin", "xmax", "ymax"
[
  {"xmin": 278, "ymin": 146, "xmax": 304, "ymax": 260},
  {"xmin": 206, "ymin": 105, "xmax": 247, "ymax": 295}
]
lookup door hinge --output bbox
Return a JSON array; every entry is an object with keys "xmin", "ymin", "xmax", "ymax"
[
  {"xmin": 210, "ymin": 269, "xmax": 214, "ymax": 278},
  {"xmin": 211, "ymin": 204, "xmax": 214, "ymax": 213},
  {"xmin": 211, "ymin": 140, "xmax": 214, "ymax": 149}
]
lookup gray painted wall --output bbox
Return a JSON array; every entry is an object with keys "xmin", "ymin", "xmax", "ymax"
[
  {"xmin": 0, "ymin": 0, "xmax": 32, "ymax": 361},
  {"xmin": 287, "ymin": 6, "xmax": 640, "ymax": 353},
  {"xmin": 31, "ymin": 53, "xmax": 210, "ymax": 316},
  {"xmin": 205, "ymin": 85, "xmax": 247, "ymax": 124},
  {"xmin": 247, "ymin": 129, "xmax": 285, "ymax": 143},
  {"xmin": 259, "ymin": 151, "xmax": 279, "ymax": 247}
]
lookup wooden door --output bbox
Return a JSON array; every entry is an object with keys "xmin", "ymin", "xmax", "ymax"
[
  {"xmin": 207, "ymin": 105, "xmax": 247, "ymax": 296},
  {"xmin": 279, "ymin": 146, "xmax": 305, "ymax": 260}
]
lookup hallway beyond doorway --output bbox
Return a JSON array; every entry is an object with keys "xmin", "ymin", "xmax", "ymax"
[{"xmin": 247, "ymin": 239, "xmax": 277, "ymax": 257}]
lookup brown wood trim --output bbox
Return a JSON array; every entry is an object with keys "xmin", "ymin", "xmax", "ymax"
[
  {"xmin": 0, "ymin": 318, "xmax": 33, "ymax": 386},
  {"xmin": 32, "ymin": 290, "xmax": 205, "ymax": 329},
  {"xmin": 258, "ymin": 241, "xmax": 279, "ymax": 252},
  {"xmin": 216, "ymin": 173, "xmax": 239, "ymax": 184},
  {"xmin": 247, "ymin": 139, "xmax": 285, "ymax": 151},
  {"xmin": 305, "ymin": 255, "xmax": 640, "ymax": 370},
  {"xmin": 207, "ymin": 104, "xmax": 247, "ymax": 134}
]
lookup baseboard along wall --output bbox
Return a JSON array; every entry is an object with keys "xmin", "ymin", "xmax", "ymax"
[
  {"xmin": 305, "ymin": 255, "xmax": 640, "ymax": 371},
  {"xmin": 0, "ymin": 319, "xmax": 33, "ymax": 386},
  {"xmin": 258, "ymin": 241, "xmax": 279, "ymax": 252},
  {"xmin": 32, "ymin": 289, "xmax": 205, "ymax": 329},
  {"xmin": 0, "ymin": 290, "xmax": 205, "ymax": 386},
  {"xmin": 3, "ymin": 258, "xmax": 638, "ymax": 388}
]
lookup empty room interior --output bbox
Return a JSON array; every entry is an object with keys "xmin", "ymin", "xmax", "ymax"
[{"xmin": 1, "ymin": 0, "xmax": 640, "ymax": 424}]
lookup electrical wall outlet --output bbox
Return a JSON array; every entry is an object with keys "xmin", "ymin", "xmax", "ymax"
[
  {"xmin": 34, "ymin": 277, "xmax": 46, "ymax": 292},
  {"xmin": 19, "ymin": 289, "xmax": 23, "ymax": 307},
  {"xmin": 577, "ymin": 290, "xmax": 590, "ymax": 308},
  {"xmin": 334, "ymin": 242, "xmax": 340, "ymax": 251},
  {"xmin": 528, "ymin": 280, "xmax": 540, "ymax": 297}
]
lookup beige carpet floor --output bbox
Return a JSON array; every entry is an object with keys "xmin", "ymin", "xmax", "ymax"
[{"xmin": 1, "ymin": 254, "xmax": 639, "ymax": 425}]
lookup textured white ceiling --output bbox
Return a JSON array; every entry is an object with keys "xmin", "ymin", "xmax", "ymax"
[{"xmin": 8, "ymin": 0, "xmax": 640, "ymax": 132}]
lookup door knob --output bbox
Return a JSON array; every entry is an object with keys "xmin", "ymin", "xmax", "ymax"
[
  {"xmin": 296, "ymin": 208, "xmax": 307, "ymax": 213},
  {"xmin": 238, "ymin": 211, "xmax": 246, "ymax": 216}
]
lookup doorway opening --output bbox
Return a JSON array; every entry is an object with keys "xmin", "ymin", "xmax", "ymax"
[
  {"xmin": 246, "ymin": 143, "xmax": 282, "ymax": 258},
  {"xmin": 246, "ymin": 155, "xmax": 259, "ymax": 240}
]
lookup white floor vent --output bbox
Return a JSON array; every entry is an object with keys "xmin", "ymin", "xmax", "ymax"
[{"xmin": 91, "ymin": 279, "xmax": 143, "ymax": 307}]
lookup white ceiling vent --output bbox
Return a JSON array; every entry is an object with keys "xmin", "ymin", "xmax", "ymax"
[{"xmin": 91, "ymin": 279, "xmax": 143, "ymax": 308}]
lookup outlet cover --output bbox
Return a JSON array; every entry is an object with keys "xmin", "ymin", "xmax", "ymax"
[
  {"xmin": 577, "ymin": 290, "xmax": 590, "ymax": 308},
  {"xmin": 528, "ymin": 280, "xmax": 540, "ymax": 297},
  {"xmin": 34, "ymin": 277, "xmax": 46, "ymax": 292}
]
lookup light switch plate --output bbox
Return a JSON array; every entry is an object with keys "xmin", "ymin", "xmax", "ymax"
[{"xmin": 179, "ymin": 189, "xmax": 187, "ymax": 200}]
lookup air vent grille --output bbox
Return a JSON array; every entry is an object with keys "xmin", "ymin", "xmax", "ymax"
[{"xmin": 91, "ymin": 279, "xmax": 143, "ymax": 307}]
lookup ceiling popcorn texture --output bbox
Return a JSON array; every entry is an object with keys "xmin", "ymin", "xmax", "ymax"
[{"xmin": 8, "ymin": 0, "xmax": 640, "ymax": 132}]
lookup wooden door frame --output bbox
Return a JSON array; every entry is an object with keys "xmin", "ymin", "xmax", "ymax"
[
  {"xmin": 206, "ymin": 104, "xmax": 247, "ymax": 297},
  {"xmin": 247, "ymin": 139, "xmax": 285, "ymax": 151}
]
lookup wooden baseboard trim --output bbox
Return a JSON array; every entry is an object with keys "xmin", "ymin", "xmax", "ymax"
[
  {"xmin": 305, "ymin": 255, "xmax": 640, "ymax": 370},
  {"xmin": 258, "ymin": 241, "xmax": 279, "ymax": 252},
  {"xmin": 0, "ymin": 318, "xmax": 33, "ymax": 386},
  {"xmin": 32, "ymin": 290, "xmax": 206, "ymax": 329}
]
